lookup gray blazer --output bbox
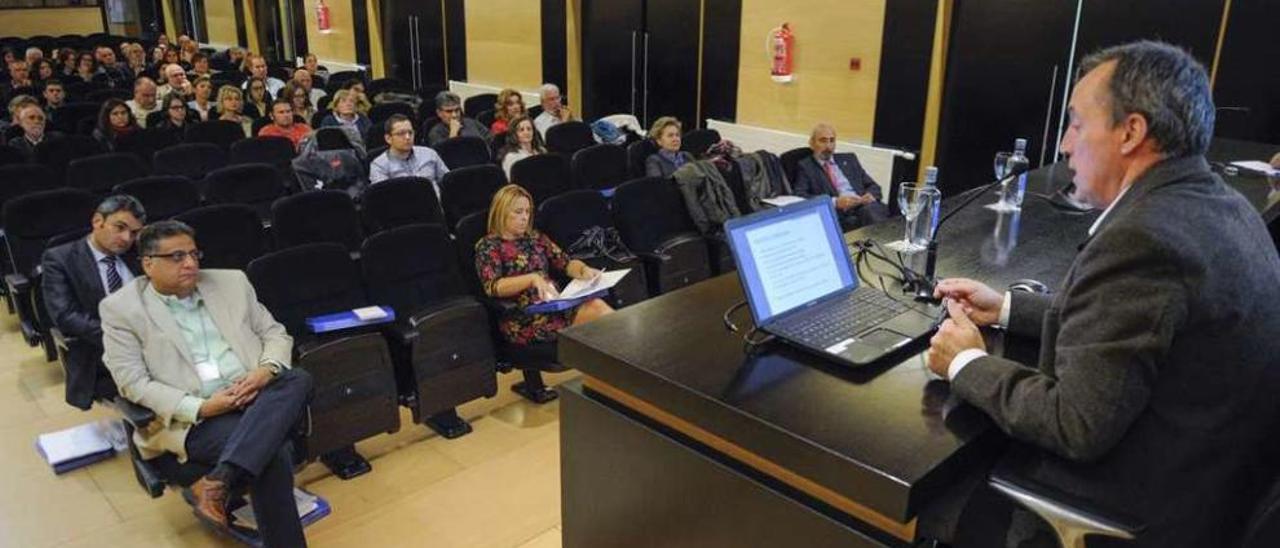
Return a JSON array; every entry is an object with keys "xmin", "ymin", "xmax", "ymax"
[
  {"xmin": 100, "ymin": 269, "xmax": 293, "ymax": 461},
  {"xmin": 645, "ymin": 150, "xmax": 695, "ymax": 178},
  {"xmin": 953, "ymin": 156, "xmax": 1280, "ymax": 546}
]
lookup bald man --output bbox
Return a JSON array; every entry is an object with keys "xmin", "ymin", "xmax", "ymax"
[
  {"xmin": 791, "ymin": 123, "xmax": 889, "ymax": 231},
  {"xmin": 126, "ymin": 77, "xmax": 160, "ymax": 128}
]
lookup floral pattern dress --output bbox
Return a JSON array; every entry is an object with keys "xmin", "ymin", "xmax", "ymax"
[{"xmin": 475, "ymin": 231, "xmax": 576, "ymax": 345}]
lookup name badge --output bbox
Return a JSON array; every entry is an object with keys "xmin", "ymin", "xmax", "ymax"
[{"xmin": 194, "ymin": 360, "xmax": 221, "ymax": 382}]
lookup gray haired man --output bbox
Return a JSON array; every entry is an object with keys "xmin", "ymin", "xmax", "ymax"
[
  {"xmin": 426, "ymin": 90, "xmax": 490, "ymax": 146},
  {"xmin": 534, "ymin": 83, "xmax": 575, "ymax": 137},
  {"xmin": 928, "ymin": 41, "xmax": 1280, "ymax": 546}
]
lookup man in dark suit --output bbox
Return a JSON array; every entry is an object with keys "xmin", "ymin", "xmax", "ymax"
[
  {"xmin": 791, "ymin": 123, "xmax": 889, "ymax": 231},
  {"xmin": 41, "ymin": 195, "xmax": 146, "ymax": 410},
  {"xmin": 929, "ymin": 41, "xmax": 1280, "ymax": 546}
]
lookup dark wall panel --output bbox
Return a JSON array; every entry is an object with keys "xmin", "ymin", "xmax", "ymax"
[
  {"xmin": 1212, "ymin": 0, "xmax": 1280, "ymax": 144},
  {"xmin": 380, "ymin": 0, "xmax": 447, "ymax": 88},
  {"xmin": 1075, "ymin": 0, "xmax": 1224, "ymax": 66},
  {"xmin": 351, "ymin": 0, "xmax": 371, "ymax": 65},
  {"xmin": 444, "ymin": 0, "xmax": 467, "ymax": 82},
  {"xmin": 541, "ymin": 0, "xmax": 568, "ymax": 98},
  {"xmin": 699, "ymin": 0, "xmax": 742, "ymax": 126},
  {"xmin": 580, "ymin": 0, "xmax": 643, "ymax": 121},
  {"xmin": 643, "ymin": 0, "xmax": 702, "ymax": 127},
  {"xmin": 872, "ymin": 0, "xmax": 936, "ymax": 151}
]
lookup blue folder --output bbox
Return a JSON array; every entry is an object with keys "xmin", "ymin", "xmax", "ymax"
[
  {"xmin": 524, "ymin": 289, "xmax": 609, "ymax": 314},
  {"xmin": 305, "ymin": 306, "xmax": 396, "ymax": 333}
]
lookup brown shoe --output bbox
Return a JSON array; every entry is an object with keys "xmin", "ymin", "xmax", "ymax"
[{"xmin": 190, "ymin": 476, "xmax": 230, "ymax": 527}]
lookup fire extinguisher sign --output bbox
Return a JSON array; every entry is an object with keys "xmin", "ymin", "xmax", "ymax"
[{"xmin": 317, "ymin": 0, "xmax": 333, "ymax": 33}]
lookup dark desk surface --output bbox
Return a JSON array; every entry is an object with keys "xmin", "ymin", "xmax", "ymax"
[{"xmin": 558, "ymin": 140, "xmax": 1276, "ymax": 528}]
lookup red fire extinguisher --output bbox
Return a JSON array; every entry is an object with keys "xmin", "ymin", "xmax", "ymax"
[
  {"xmin": 768, "ymin": 23, "xmax": 794, "ymax": 83},
  {"xmin": 317, "ymin": 0, "xmax": 332, "ymax": 33}
]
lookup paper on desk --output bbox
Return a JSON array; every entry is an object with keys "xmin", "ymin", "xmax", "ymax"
[
  {"xmin": 762, "ymin": 195, "xmax": 806, "ymax": 207},
  {"xmin": 1230, "ymin": 160, "xmax": 1280, "ymax": 177},
  {"xmin": 556, "ymin": 269, "xmax": 631, "ymax": 301}
]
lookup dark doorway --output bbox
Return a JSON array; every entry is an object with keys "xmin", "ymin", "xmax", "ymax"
[{"xmin": 381, "ymin": 0, "xmax": 448, "ymax": 90}]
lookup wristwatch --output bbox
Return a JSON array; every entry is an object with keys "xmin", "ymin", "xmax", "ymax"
[{"xmin": 259, "ymin": 360, "xmax": 284, "ymax": 377}]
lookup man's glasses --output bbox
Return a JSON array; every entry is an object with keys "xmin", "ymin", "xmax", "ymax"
[{"xmin": 146, "ymin": 250, "xmax": 203, "ymax": 263}]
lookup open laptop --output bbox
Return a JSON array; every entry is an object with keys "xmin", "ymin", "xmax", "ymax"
[{"xmin": 725, "ymin": 197, "xmax": 938, "ymax": 367}]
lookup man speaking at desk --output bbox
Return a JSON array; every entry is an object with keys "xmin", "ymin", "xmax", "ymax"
[{"xmin": 927, "ymin": 41, "xmax": 1280, "ymax": 546}]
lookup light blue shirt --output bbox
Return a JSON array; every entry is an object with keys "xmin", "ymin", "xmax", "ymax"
[
  {"xmin": 86, "ymin": 237, "xmax": 135, "ymax": 293},
  {"xmin": 158, "ymin": 290, "xmax": 249, "ymax": 423},
  {"xmin": 369, "ymin": 146, "xmax": 451, "ymax": 198}
]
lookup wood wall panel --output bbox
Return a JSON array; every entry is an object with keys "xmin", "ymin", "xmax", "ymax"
[
  {"xmin": 206, "ymin": 1, "xmax": 240, "ymax": 46},
  {"xmin": 464, "ymin": 0, "xmax": 542, "ymax": 89},
  {"xmin": 303, "ymin": 0, "xmax": 358, "ymax": 64}
]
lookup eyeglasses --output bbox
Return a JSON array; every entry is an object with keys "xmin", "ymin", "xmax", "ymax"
[{"xmin": 146, "ymin": 249, "xmax": 203, "ymax": 263}]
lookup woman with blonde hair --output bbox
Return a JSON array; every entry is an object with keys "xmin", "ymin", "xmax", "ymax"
[
  {"xmin": 319, "ymin": 89, "xmax": 372, "ymax": 137},
  {"xmin": 490, "ymin": 88, "xmax": 525, "ymax": 135},
  {"xmin": 644, "ymin": 116, "xmax": 694, "ymax": 178},
  {"xmin": 216, "ymin": 85, "xmax": 254, "ymax": 137}
]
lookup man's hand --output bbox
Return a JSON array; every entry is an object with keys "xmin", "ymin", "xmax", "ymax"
[
  {"xmin": 856, "ymin": 193, "xmax": 877, "ymax": 205},
  {"xmin": 927, "ymin": 300, "xmax": 987, "ymax": 378},
  {"xmin": 933, "ymin": 277, "xmax": 1005, "ymax": 326},
  {"xmin": 448, "ymin": 118, "xmax": 462, "ymax": 138},
  {"xmin": 228, "ymin": 367, "xmax": 274, "ymax": 408},
  {"xmin": 198, "ymin": 388, "xmax": 238, "ymax": 419},
  {"xmin": 835, "ymin": 195, "xmax": 858, "ymax": 210},
  {"xmin": 1270, "ymin": 152, "xmax": 1280, "ymax": 169}
]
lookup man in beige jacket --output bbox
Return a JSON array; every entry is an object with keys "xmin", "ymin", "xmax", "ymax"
[{"xmin": 101, "ymin": 220, "xmax": 310, "ymax": 547}]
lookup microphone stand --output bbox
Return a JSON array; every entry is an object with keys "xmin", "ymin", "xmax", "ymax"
[{"xmin": 908, "ymin": 166, "xmax": 1030, "ymax": 302}]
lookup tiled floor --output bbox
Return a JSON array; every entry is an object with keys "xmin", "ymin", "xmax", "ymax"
[{"xmin": 0, "ymin": 310, "xmax": 570, "ymax": 547}]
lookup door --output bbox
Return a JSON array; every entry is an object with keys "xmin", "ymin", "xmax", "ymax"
[
  {"xmin": 581, "ymin": 0, "xmax": 644, "ymax": 122},
  {"xmin": 254, "ymin": 0, "xmax": 286, "ymax": 63},
  {"xmin": 643, "ymin": 0, "xmax": 701, "ymax": 128},
  {"xmin": 382, "ymin": 0, "xmax": 448, "ymax": 90}
]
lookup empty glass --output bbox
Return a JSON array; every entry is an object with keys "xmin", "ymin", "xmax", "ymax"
[{"xmin": 885, "ymin": 182, "xmax": 940, "ymax": 253}]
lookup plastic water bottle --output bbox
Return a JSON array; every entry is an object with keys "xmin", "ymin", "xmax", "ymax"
[
  {"xmin": 1004, "ymin": 138, "xmax": 1031, "ymax": 209},
  {"xmin": 909, "ymin": 166, "xmax": 943, "ymax": 246}
]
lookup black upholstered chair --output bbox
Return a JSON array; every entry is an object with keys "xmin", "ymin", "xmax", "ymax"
[
  {"xmin": 463, "ymin": 93, "xmax": 497, "ymax": 116},
  {"xmin": 153, "ymin": 142, "xmax": 228, "ymax": 181},
  {"xmin": 612, "ymin": 177, "xmax": 711, "ymax": 296},
  {"xmin": 368, "ymin": 102, "xmax": 416, "ymax": 129},
  {"xmin": 50, "ymin": 102, "xmax": 101, "ymax": 135},
  {"xmin": 626, "ymin": 139, "xmax": 658, "ymax": 179},
  {"xmin": 202, "ymin": 163, "xmax": 285, "ymax": 220},
  {"xmin": 509, "ymin": 153, "xmax": 571, "ymax": 205},
  {"xmin": 545, "ymin": 120, "xmax": 595, "ymax": 157},
  {"xmin": 570, "ymin": 143, "xmax": 627, "ymax": 191},
  {"xmin": 247, "ymin": 242, "xmax": 401, "ymax": 479},
  {"xmin": 435, "ymin": 136, "xmax": 491, "ymax": 170},
  {"xmin": 113, "ymin": 176, "xmax": 201, "ymax": 220},
  {"xmin": 454, "ymin": 211, "xmax": 564, "ymax": 403},
  {"xmin": 779, "ymin": 146, "xmax": 811, "ymax": 185},
  {"xmin": 34, "ymin": 134, "xmax": 103, "ymax": 180},
  {"xmin": 439, "ymin": 164, "xmax": 506, "ymax": 232},
  {"xmin": 360, "ymin": 176, "xmax": 443, "ymax": 235},
  {"xmin": 536, "ymin": 190, "xmax": 649, "ymax": 308},
  {"xmin": 681, "ymin": 128, "xmax": 721, "ymax": 158},
  {"xmin": 0, "ymin": 144, "xmax": 27, "ymax": 166},
  {"xmin": 361, "ymin": 223, "xmax": 498, "ymax": 438},
  {"xmin": 270, "ymin": 189, "xmax": 362, "ymax": 251},
  {"xmin": 184, "ymin": 120, "xmax": 245, "ymax": 151},
  {"xmin": 115, "ymin": 127, "xmax": 184, "ymax": 169},
  {"xmin": 229, "ymin": 135, "xmax": 296, "ymax": 184},
  {"xmin": 173, "ymin": 204, "xmax": 267, "ymax": 271},
  {"xmin": 65, "ymin": 152, "xmax": 149, "ymax": 194}
]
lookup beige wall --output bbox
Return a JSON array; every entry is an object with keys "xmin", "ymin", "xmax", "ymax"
[
  {"xmin": 205, "ymin": 1, "xmax": 239, "ymax": 46},
  {"xmin": 303, "ymin": 0, "xmax": 358, "ymax": 64},
  {"xmin": 734, "ymin": 0, "xmax": 886, "ymax": 142},
  {"xmin": 464, "ymin": 0, "xmax": 542, "ymax": 89},
  {"xmin": 0, "ymin": 7, "xmax": 103, "ymax": 38}
]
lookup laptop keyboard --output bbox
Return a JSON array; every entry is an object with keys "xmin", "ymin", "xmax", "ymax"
[{"xmin": 774, "ymin": 288, "xmax": 912, "ymax": 348}]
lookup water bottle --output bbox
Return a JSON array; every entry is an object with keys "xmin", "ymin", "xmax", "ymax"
[
  {"xmin": 1004, "ymin": 138, "xmax": 1030, "ymax": 209},
  {"xmin": 907, "ymin": 166, "xmax": 943, "ymax": 247}
]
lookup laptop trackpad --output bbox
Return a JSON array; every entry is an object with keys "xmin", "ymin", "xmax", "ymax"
[{"xmin": 826, "ymin": 329, "xmax": 913, "ymax": 363}]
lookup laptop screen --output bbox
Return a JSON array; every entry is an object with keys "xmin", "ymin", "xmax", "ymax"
[{"xmin": 725, "ymin": 198, "xmax": 858, "ymax": 324}]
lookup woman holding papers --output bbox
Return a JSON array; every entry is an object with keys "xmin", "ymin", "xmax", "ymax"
[{"xmin": 476, "ymin": 185, "xmax": 614, "ymax": 345}]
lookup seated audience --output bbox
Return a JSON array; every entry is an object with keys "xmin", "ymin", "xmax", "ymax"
[
  {"xmin": 31, "ymin": 58, "xmax": 55, "ymax": 82},
  {"xmin": 644, "ymin": 116, "xmax": 694, "ymax": 178},
  {"xmin": 475, "ymin": 184, "xmax": 614, "ymax": 348},
  {"xmin": 243, "ymin": 76, "xmax": 272, "ymax": 120},
  {"xmin": 319, "ymin": 89, "xmax": 372, "ymax": 138},
  {"xmin": 216, "ymin": 85, "xmax": 254, "ymax": 138},
  {"xmin": 8, "ymin": 97, "xmax": 60, "ymax": 159},
  {"xmin": 73, "ymin": 52, "xmax": 96, "ymax": 83},
  {"xmin": 156, "ymin": 92, "xmax": 190, "ymax": 133},
  {"xmin": 93, "ymin": 46, "xmax": 131, "ymax": 87},
  {"xmin": 534, "ymin": 83, "xmax": 575, "ymax": 137},
  {"xmin": 242, "ymin": 53, "xmax": 285, "ymax": 97},
  {"xmin": 301, "ymin": 54, "xmax": 328, "ymax": 84},
  {"xmin": 499, "ymin": 115, "xmax": 547, "ymax": 179},
  {"xmin": 6, "ymin": 59, "xmax": 33, "ymax": 92},
  {"xmin": 41, "ymin": 79, "xmax": 66, "ymax": 114},
  {"xmin": 188, "ymin": 75, "xmax": 217, "ymax": 122},
  {"xmin": 156, "ymin": 63, "xmax": 193, "ymax": 99},
  {"xmin": 124, "ymin": 44, "xmax": 149, "ymax": 77},
  {"xmin": 42, "ymin": 194, "xmax": 145, "ymax": 410},
  {"xmin": 426, "ymin": 91, "xmax": 489, "ymax": 146},
  {"xmin": 94, "ymin": 98, "xmax": 140, "ymax": 151},
  {"xmin": 339, "ymin": 79, "xmax": 371, "ymax": 114},
  {"xmin": 226, "ymin": 47, "xmax": 246, "ymax": 70},
  {"xmin": 258, "ymin": 98, "xmax": 312, "ymax": 151},
  {"xmin": 791, "ymin": 122, "xmax": 887, "ymax": 231},
  {"xmin": 23, "ymin": 46, "xmax": 42, "ymax": 66},
  {"xmin": 290, "ymin": 68, "xmax": 326, "ymax": 109},
  {"xmin": 189, "ymin": 52, "xmax": 212, "ymax": 78},
  {"xmin": 126, "ymin": 77, "xmax": 161, "ymax": 128},
  {"xmin": 100, "ymin": 220, "xmax": 311, "ymax": 547},
  {"xmin": 369, "ymin": 114, "xmax": 449, "ymax": 197},
  {"xmin": 282, "ymin": 83, "xmax": 315, "ymax": 125},
  {"xmin": 490, "ymin": 88, "xmax": 525, "ymax": 134},
  {"xmin": 56, "ymin": 48, "xmax": 76, "ymax": 78}
]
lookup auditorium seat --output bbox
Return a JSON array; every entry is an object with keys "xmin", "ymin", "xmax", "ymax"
[
  {"xmin": 536, "ymin": 190, "xmax": 649, "ymax": 308},
  {"xmin": 681, "ymin": 128, "xmax": 721, "ymax": 158},
  {"xmin": 626, "ymin": 139, "xmax": 658, "ymax": 179},
  {"xmin": 35, "ymin": 134, "xmax": 104, "ymax": 180},
  {"xmin": 271, "ymin": 190, "xmax": 363, "ymax": 251},
  {"xmin": 545, "ymin": 121, "xmax": 595, "ymax": 157},
  {"xmin": 361, "ymin": 223, "xmax": 498, "ymax": 438},
  {"xmin": 113, "ymin": 176, "xmax": 201, "ymax": 220},
  {"xmin": 184, "ymin": 120, "xmax": 245, "ymax": 151},
  {"xmin": 612, "ymin": 177, "xmax": 711, "ymax": 296},
  {"xmin": 779, "ymin": 146, "xmax": 810, "ymax": 185},
  {"xmin": 570, "ymin": 143, "xmax": 627, "ymax": 191},
  {"xmin": 229, "ymin": 136, "xmax": 296, "ymax": 183},
  {"xmin": 360, "ymin": 176, "xmax": 443, "ymax": 235},
  {"xmin": 463, "ymin": 93, "xmax": 497, "ymax": 116},
  {"xmin": 367, "ymin": 102, "xmax": 415, "ymax": 129},
  {"xmin": 435, "ymin": 136, "xmax": 491, "ymax": 170},
  {"xmin": 115, "ymin": 127, "xmax": 183, "ymax": 169},
  {"xmin": 247, "ymin": 242, "xmax": 400, "ymax": 479},
  {"xmin": 173, "ymin": 204, "xmax": 267, "ymax": 271},
  {"xmin": 65, "ymin": 152, "xmax": 149, "ymax": 194},
  {"xmin": 50, "ymin": 102, "xmax": 100, "ymax": 135},
  {"xmin": 509, "ymin": 153, "xmax": 571, "ymax": 205},
  {"xmin": 202, "ymin": 163, "xmax": 285, "ymax": 220},
  {"xmin": 153, "ymin": 142, "xmax": 227, "ymax": 182},
  {"xmin": 0, "ymin": 144, "xmax": 26, "ymax": 167},
  {"xmin": 439, "ymin": 164, "xmax": 506, "ymax": 231}
]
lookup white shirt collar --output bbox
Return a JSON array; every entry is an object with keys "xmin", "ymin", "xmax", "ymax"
[
  {"xmin": 86, "ymin": 236, "xmax": 111, "ymax": 263},
  {"xmin": 1087, "ymin": 182, "xmax": 1135, "ymax": 236}
]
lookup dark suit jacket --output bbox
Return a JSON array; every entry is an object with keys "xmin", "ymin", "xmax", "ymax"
[
  {"xmin": 41, "ymin": 239, "xmax": 138, "ymax": 409},
  {"xmin": 954, "ymin": 156, "xmax": 1280, "ymax": 546},
  {"xmin": 793, "ymin": 152, "xmax": 888, "ymax": 229},
  {"xmin": 645, "ymin": 150, "xmax": 695, "ymax": 178}
]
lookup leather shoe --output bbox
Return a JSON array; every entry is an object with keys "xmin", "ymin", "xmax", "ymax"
[{"xmin": 190, "ymin": 476, "xmax": 230, "ymax": 526}]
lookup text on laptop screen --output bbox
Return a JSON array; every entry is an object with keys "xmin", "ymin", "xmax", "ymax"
[{"xmin": 728, "ymin": 200, "xmax": 857, "ymax": 323}]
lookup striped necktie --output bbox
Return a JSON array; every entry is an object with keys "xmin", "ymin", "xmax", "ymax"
[{"xmin": 102, "ymin": 256, "xmax": 122, "ymax": 293}]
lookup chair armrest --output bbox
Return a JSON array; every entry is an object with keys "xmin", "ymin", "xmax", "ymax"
[
  {"xmin": 112, "ymin": 396, "xmax": 157, "ymax": 431},
  {"xmin": 50, "ymin": 327, "xmax": 73, "ymax": 353},
  {"xmin": 407, "ymin": 295, "xmax": 481, "ymax": 328},
  {"xmin": 5, "ymin": 272, "xmax": 29, "ymax": 295},
  {"xmin": 988, "ymin": 464, "xmax": 1143, "ymax": 547}
]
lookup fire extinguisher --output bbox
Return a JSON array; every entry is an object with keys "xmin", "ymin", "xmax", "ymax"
[
  {"xmin": 768, "ymin": 23, "xmax": 794, "ymax": 83},
  {"xmin": 317, "ymin": 0, "xmax": 332, "ymax": 33}
]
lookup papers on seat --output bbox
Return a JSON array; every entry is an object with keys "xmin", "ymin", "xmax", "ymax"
[
  {"xmin": 230, "ymin": 488, "xmax": 331, "ymax": 531},
  {"xmin": 762, "ymin": 195, "xmax": 806, "ymax": 207},
  {"xmin": 525, "ymin": 269, "xmax": 631, "ymax": 314},
  {"xmin": 35, "ymin": 419, "xmax": 127, "ymax": 474},
  {"xmin": 1230, "ymin": 160, "xmax": 1280, "ymax": 177}
]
